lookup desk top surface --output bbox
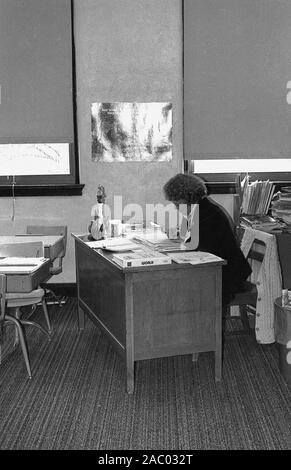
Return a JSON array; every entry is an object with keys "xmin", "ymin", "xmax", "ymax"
[
  {"xmin": 0, "ymin": 258, "xmax": 50, "ymax": 274},
  {"xmin": 0, "ymin": 235, "xmax": 63, "ymax": 246},
  {"xmin": 72, "ymin": 232, "xmax": 226, "ymax": 273}
]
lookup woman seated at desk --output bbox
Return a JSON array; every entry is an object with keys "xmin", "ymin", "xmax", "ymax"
[{"xmin": 163, "ymin": 173, "xmax": 252, "ymax": 305}]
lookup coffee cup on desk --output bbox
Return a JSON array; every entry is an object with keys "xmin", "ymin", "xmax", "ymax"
[{"xmin": 109, "ymin": 219, "xmax": 122, "ymax": 237}]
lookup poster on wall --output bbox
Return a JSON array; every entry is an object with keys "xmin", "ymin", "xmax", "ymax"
[{"xmin": 91, "ymin": 102, "xmax": 172, "ymax": 162}]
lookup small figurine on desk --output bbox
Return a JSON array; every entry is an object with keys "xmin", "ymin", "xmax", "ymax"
[{"xmin": 88, "ymin": 185, "xmax": 108, "ymax": 240}]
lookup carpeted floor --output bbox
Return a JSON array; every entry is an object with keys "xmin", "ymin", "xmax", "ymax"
[{"xmin": 0, "ymin": 297, "xmax": 290, "ymax": 450}]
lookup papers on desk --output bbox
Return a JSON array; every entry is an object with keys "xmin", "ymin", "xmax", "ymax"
[
  {"xmin": 132, "ymin": 225, "xmax": 199, "ymax": 252},
  {"xmin": 132, "ymin": 229, "xmax": 168, "ymax": 244},
  {"xmin": 170, "ymin": 251, "xmax": 224, "ymax": 265},
  {"xmin": 132, "ymin": 229, "xmax": 186, "ymax": 252},
  {"xmin": 86, "ymin": 237, "xmax": 140, "ymax": 252},
  {"xmin": 0, "ymin": 257, "xmax": 46, "ymax": 273},
  {"xmin": 85, "ymin": 230, "xmax": 195, "ymax": 253},
  {"xmin": 113, "ymin": 248, "xmax": 172, "ymax": 268},
  {"xmin": 139, "ymin": 238, "xmax": 188, "ymax": 252}
]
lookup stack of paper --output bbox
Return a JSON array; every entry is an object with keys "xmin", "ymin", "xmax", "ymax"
[
  {"xmin": 132, "ymin": 229, "xmax": 186, "ymax": 252},
  {"xmin": 86, "ymin": 237, "xmax": 139, "ymax": 252},
  {"xmin": 271, "ymin": 190, "xmax": 291, "ymax": 225},
  {"xmin": 240, "ymin": 214, "xmax": 286, "ymax": 231},
  {"xmin": 113, "ymin": 248, "xmax": 172, "ymax": 268},
  {"xmin": 241, "ymin": 177, "xmax": 275, "ymax": 215},
  {"xmin": 170, "ymin": 251, "xmax": 224, "ymax": 265}
]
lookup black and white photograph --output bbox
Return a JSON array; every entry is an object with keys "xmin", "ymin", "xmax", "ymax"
[{"xmin": 0, "ymin": 0, "xmax": 290, "ymax": 457}]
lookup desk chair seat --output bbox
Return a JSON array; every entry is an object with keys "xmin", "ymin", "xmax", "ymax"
[
  {"xmin": 0, "ymin": 276, "xmax": 50, "ymax": 379},
  {"xmin": 224, "ymin": 238, "xmax": 266, "ymax": 335}
]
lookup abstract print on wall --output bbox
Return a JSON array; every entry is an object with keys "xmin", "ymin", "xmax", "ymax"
[{"xmin": 91, "ymin": 102, "xmax": 172, "ymax": 162}]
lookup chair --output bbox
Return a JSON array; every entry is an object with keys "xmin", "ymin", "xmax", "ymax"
[
  {"xmin": 0, "ymin": 240, "xmax": 52, "ymax": 336},
  {"xmin": 0, "ymin": 273, "xmax": 50, "ymax": 378},
  {"xmin": 26, "ymin": 225, "xmax": 68, "ymax": 306},
  {"xmin": 223, "ymin": 238, "xmax": 266, "ymax": 335}
]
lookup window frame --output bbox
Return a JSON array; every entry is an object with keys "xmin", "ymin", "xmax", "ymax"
[{"xmin": 183, "ymin": 161, "xmax": 291, "ymax": 195}]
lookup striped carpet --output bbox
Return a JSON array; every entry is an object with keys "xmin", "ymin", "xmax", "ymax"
[{"xmin": 0, "ymin": 298, "xmax": 290, "ymax": 450}]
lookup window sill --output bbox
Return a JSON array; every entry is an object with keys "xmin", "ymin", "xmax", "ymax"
[
  {"xmin": 201, "ymin": 181, "xmax": 290, "ymax": 195},
  {"xmin": 0, "ymin": 184, "xmax": 85, "ymax": 197}
]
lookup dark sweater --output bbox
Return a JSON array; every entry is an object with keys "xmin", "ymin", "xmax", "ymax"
[{"xmin": 196, "ymin": 197, "xmax": 252, "ymax": 305}]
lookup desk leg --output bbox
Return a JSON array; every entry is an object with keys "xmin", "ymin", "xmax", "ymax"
[
  {"xmin": 125, "ymin": 275, "xmax": 134, "ymax": 394},
  {"xmin": 78, "ymin": 304, "xmax": 85, "ymax": 331},
  {"xmin": 215, "ymin": 271, "xmax": 222, "ymax": 382},
  {"xmin": 126, "ymin": 362, "xmax": 135, "ymax": 395},
  {"xmin": 215, "ymin": 347, "xmax": 222, "ymax": 382}
]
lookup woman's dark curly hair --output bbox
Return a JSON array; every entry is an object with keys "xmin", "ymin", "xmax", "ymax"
[{"xmin": 163, "ymin": 173, "xmax": 207, "ymax": 204}]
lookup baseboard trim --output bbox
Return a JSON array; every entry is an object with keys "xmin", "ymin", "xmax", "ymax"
[{"xmin": 43, "ymin": 282, "xmax": 77, "ymax": 297}]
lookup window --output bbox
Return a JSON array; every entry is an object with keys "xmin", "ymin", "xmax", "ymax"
[
  {"xmin": 0, "ymin": 0, "xmax": 83, "ymax": 196},
  {"xmin": 183, "ymin": 0, "xmax": 291, "ymax": 192}
]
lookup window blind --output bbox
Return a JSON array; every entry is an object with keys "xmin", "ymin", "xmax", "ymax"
[{"xmin": 183, "ymin": 0, "xmax": 291, "ymax": 162}]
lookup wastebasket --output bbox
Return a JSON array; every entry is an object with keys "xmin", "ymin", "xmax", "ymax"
[{"xmin": 274, "ymin": 298, "xmax": 291, "ymax": 386}]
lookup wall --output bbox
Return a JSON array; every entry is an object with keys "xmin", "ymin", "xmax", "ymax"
[
  {"xmin": 0, "ymin": 0, "xmax": 187, "ymax": 282},
  {"xmin": 74, "ymin": 0, "xmax": 183, "ymax": 214}
]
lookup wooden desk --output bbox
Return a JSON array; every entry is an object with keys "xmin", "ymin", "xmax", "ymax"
[
  {"xmin": 72, "ymin": 233, "xmax": 225, "ymax": 393},
  {"xmin": 0, "ymin": 235, "xmax": 63, "ymax": 261}
]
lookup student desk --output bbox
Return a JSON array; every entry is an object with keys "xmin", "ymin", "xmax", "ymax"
[
  {"xmin": 0, "ymin": 235, "xmax": 64, "ymax": 262},
  {"xmin": 0, "ymin": 235, "xmax": 62, "ymax": 293},
  {"xmin": 0, "ymin": 260, "xmax": 51, "ymax": 293},
  {"xmin": 72, "ymin": 233, "xmax": 225, "ymax": 394}
]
